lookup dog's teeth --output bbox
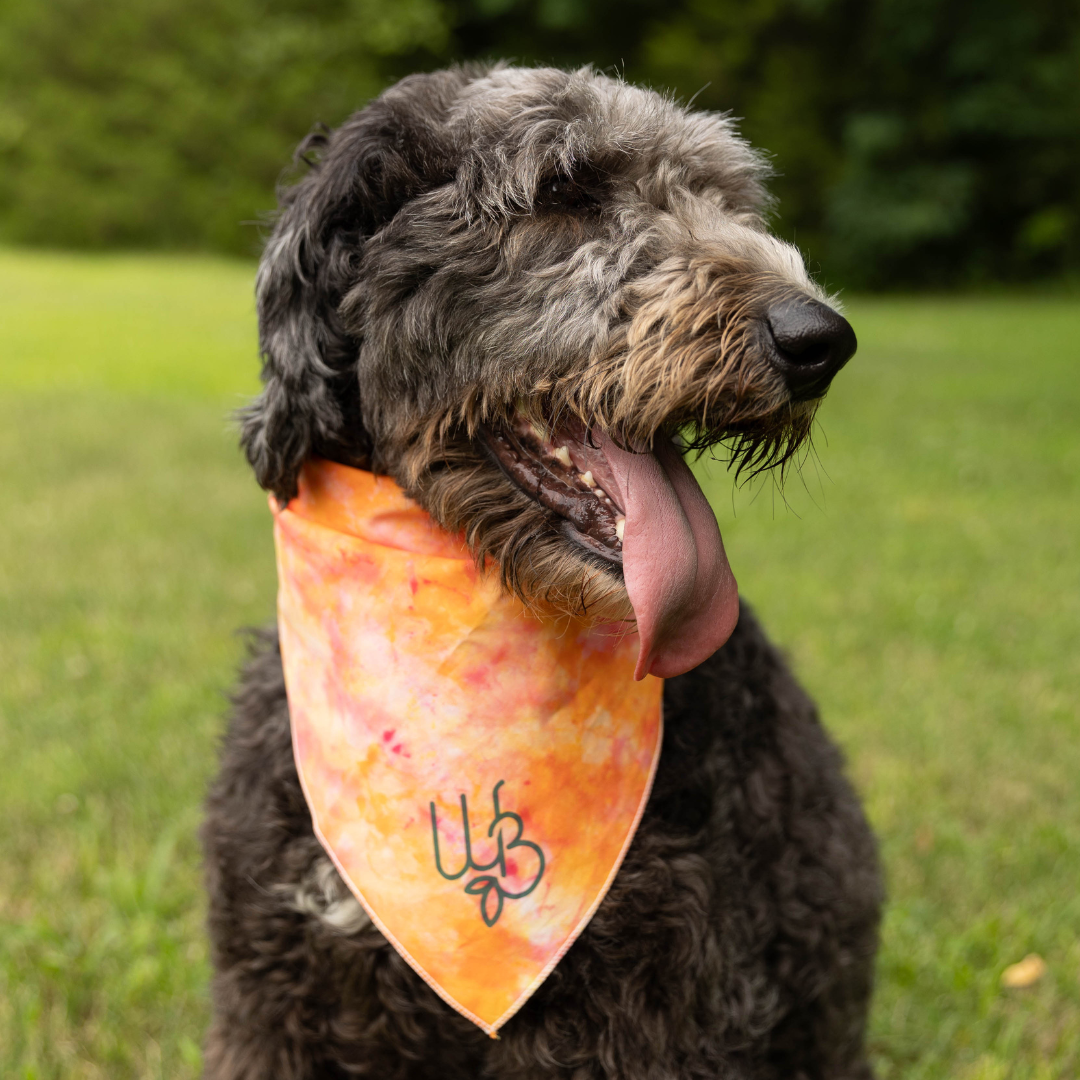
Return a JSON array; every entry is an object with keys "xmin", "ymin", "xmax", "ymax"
[
  {"xmin": 579, "ymin": 471, "xmax": 596, "ymax": 488},
  {"xmin": 594, "ymin": 488, "xmax": 605, "ymax": 498},
  {"xmin": 615, "ymin": 517, "xmax": 625, "ymax": 542},
  {"xmin": 554, "ymin": 445, "xmax": 572, "ymax": 467}
]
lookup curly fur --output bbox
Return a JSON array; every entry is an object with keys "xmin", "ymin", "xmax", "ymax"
[
  {"xmin": 204, "ymin": 614, "xmax": 879, "ymax": 1079},
  {"xmin": 206, "ymin": 62, "xmax": 881, "ymax": 1079},
  {"xmin": 238, "ymin": 63, "xmax": 833, "ymax": 621}
]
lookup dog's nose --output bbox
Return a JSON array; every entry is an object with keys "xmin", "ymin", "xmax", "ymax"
[{"xmin": 764, "ymin": 298, "xmax": 857, "ymax": 401}]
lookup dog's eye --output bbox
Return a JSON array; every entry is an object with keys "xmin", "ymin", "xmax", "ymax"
[{"xmin": 536, "ymin": 175, "xmax": 601, "ymax": 213}]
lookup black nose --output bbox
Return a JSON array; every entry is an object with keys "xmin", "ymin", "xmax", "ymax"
[{"xmin": 764, "ymin": 298, "xmax": 857, "ymax": 401}]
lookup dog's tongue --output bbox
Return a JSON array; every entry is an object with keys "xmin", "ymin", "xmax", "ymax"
[{"xmin": 592, "ymin": 432, "xmax": 739, "ymax": 680}]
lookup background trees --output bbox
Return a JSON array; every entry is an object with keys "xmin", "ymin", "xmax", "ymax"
[{"xmin": 1, "ymin": 0, "xmax": 1077, "ymax": 287}]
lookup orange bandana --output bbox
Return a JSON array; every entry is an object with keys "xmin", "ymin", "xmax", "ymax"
[{"xmin": 273, "ymin": 460, "xmax": 664, "ymax": 1036}]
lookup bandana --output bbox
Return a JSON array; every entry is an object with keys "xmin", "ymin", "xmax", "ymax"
[{"xmin": 273, "ymin": 459, "xmax": 664, "ymax": 1036}]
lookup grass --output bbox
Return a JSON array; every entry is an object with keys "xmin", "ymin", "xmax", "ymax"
[{"xmin": 0, "ymin": 247, "xmax": 1077, "ymax": 1079}]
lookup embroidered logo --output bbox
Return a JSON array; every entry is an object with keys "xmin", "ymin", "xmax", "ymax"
[{"xmin": 430, "ymin": 780, "xmax": 546, "ymax": 926}]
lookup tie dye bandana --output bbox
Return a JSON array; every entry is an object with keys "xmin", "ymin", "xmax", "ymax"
[{"xmin": 273, "ymin": 460, "xmax": 664, "ymax": 1036}]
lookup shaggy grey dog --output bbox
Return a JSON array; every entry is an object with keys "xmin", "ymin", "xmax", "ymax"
[{"xmin": 202, "ymin": 64, "xmax": 881, "ymax": 1079}]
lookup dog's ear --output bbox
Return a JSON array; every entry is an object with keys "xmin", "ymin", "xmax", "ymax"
[{"xmin": 241, "ymin": 68, "xmax": 471, "ymax": 502}]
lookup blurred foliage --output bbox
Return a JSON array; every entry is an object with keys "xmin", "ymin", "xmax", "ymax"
[
  {"xmin": 0, "ymin": 0, "xmax": 1078, "ymax": 286},
  {"xmin": 0, "ymin": 0, "xmax": 449, "ymax": 252}
]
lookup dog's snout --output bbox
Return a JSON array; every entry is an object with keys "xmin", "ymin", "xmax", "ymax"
[{"xmin": 764, "ymin": 299, "xmax": 857, "ymax": 401}]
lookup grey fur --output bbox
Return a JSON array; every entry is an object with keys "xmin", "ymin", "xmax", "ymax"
[
  {"xmin": 278, "ymin": 856, "xmax": 371, "ymax": 937},
  {"xmin": 206, "ymin": 65, "xmax": 881, "ymax": 1078}
]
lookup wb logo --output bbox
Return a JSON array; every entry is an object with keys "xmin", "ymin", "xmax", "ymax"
[{"xmin": 429, "ymin": 780, "xmax": 545, "ymax": 927}]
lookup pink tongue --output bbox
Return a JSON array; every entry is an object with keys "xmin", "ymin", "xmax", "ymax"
[{"xmin": 591, "ymin": 432, "xmax": 739, "ymax": 680}]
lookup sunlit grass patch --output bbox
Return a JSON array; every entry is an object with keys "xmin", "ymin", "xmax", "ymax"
[
  {"xmin": 1, "ymin": 251, "xmax": 1078, "ymax": 1078},
  {"xmin": 700, "ymin": 295, "xmax": 1080, "ymax": 1078}
]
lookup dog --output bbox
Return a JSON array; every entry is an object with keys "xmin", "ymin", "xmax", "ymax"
[{"xmin": 201, "ymin": 64, "xmax": 882, "ymax": 1079}]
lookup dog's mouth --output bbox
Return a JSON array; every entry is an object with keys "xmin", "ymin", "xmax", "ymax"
[{"xmin": 483, "ymin": 413, "xmax": 739, "ymax": 680}]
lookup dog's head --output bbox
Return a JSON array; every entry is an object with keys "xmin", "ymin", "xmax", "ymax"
[{"xmin": 244, "ymin": 64, "xmax": 856, "ymax": 679}]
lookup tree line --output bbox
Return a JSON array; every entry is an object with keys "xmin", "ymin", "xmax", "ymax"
[{"xmin": 1, "ymin": 0, "xmax": 1076, "ymax": 288}]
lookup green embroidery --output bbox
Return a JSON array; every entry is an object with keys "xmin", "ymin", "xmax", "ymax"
[{"xmin": 429, "ymin": 780, "xmax": 546, "ymax": 927}]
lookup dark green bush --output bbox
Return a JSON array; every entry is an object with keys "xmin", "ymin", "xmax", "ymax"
[
  {"xmin": 1, "ymin": 0, "xmax": 1077, "ymax": 286},
  {"xmin": 0, "ymin": 0, "xmax": 449, "ymax": 253}
]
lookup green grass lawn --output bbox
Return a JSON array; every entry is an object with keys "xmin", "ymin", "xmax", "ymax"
[{"xmin": 1, "ymin": 248, "xmax": 1078, "ymax": 1079}]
